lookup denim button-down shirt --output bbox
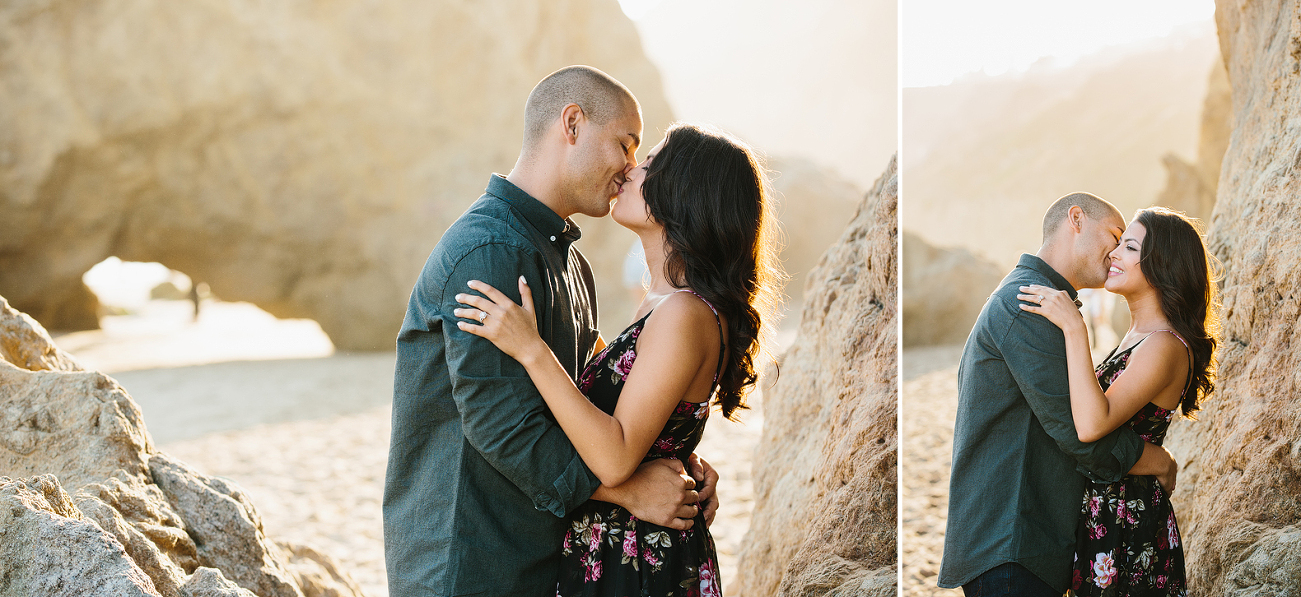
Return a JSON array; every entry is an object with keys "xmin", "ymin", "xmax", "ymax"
[
  {"xmin": 385, "ymin": 175, "xmax": 601, "ymax": 596},
  {"xmin": 939, "ymin": 254, "xmax": 1144, "ymax": 593}
]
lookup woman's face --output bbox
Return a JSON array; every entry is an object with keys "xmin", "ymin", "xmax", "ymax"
[
  {"xmin": 1105, "ymin": 221, "xmax": 1150, "ymax": 295},
  {"xmin": 611, "ymin": 138, "xmax": 665, "ymax": 232}
]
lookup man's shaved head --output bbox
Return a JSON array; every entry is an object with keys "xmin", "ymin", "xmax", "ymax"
[
  {"xmin": 523, "ymin": 65, "xmax": 639, "ymax": 148},
  {"xmin": 1042, "ymin": 192, "xmax": 1124, "ymax": 242}
]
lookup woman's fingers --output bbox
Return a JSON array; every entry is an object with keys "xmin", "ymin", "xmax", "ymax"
[
  {"xmin": 455, "ymin": 320, "xmax": 486, "ymax": 336},
  {"xmin": 455, "ymin": 292, "xmax": 494, "ymax": 312},
  {"xmin": 452, "ymin": 307, "xmax": 489, "ymax": 322},
  {"xmin": 517, "ymin": 276, "xmax": 535, "ymax": 315},
  {"xmin": 467, "ymin": 280, "xmax": 514, "ymax": 307}
]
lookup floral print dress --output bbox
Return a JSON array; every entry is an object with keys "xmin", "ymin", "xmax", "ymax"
[
  {"xmin": 1071, "ymin": 331, "xmax": 1189, "ymax": 597},
  {"xmin": 557, "ymin": 290, "xmax": 723, "ymax": 597}
]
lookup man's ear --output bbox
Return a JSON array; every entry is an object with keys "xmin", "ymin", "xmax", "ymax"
[
  {"xmin": 560, "ymin": 103, "xmax": 585, "ymax": 145},
  {"xmin": 1068, "ymin": 205, "xmax": 1086, "ymax": 233}
]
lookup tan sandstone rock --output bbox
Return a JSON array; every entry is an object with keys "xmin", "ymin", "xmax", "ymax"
[
  {"xmin": 0, "ymin": 295, "xmax": 362, "ymax": 597},
  {"xmin": 0, "ymin": 474, "xmax": 161, "ymax": 597},
  {"xmin": 0, "ymin": 0, "xmax": 674, "ymax": 348},
  {"xmin": 1161, "ymin": 1, "xmax": 1301, "ymax": 593},
  {"xmin": 0, "ymin": 295, "xmax": 82, "ymax": 372},
  {"xmin": 736, "ymin": 157, "xmax": 898, "ymax": 596},
  {"xmin": 901, "ymin": 231, "xmax": 1004, "ymax": 347}
]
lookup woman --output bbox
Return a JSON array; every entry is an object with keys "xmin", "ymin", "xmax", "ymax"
[
  {"xmin": 1019, "ymin": 207, "xmax": 1218, "ymax": 597},
  {"xmin": 452, "ymin": 123, "xmax": 782, "ymax": 595}
]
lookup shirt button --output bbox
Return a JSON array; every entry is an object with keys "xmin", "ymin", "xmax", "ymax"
[{"xmin": 550, "ymin": 235, "xmax": 556, "ymax": 242}]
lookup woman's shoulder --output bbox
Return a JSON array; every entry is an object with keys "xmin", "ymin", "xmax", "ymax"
[
  {"xmin": 1127, "ymin": 330, "xmax": 1191, "ymax": 376},
  {"xmin": 639, "ymin": 291, "xmax": 724, "ymax": 344},
  {"xmin": 649, "ymin": 290, "xmax": 722, "ymax": 325}
]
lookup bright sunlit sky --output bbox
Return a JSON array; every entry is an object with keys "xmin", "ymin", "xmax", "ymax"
[
  {"xmin": 617, "ymin": 0, "xmax": 897, "ymax": 191},
  {"xmin": 902, "ymin": 0, "xmax": 1215, "ymax": 87}
]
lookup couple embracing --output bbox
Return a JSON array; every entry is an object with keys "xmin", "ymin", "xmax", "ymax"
[
  {"xmin": 941, "ymin": 193, "xmax": 1218, "ymax": 597},
  {"xmin": 383, "ymin": 65, "xmax": 781, "ymax": 596}
]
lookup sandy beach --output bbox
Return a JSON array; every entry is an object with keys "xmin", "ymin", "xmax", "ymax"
[
  {"xmin": 55, "ymin": 299, "xmax": 765, "ymax": 597},
  {"xmin": 900, "ymin": 344, "xmax": 964, "ymax": 597}
]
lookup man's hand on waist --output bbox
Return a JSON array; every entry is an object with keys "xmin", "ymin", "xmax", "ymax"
[{"xmin": 591, "ymin": 458, "xmax": 700, "ymax": 530}]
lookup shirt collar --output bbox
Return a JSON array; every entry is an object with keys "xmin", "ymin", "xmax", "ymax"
[
  {"xmin": 485, "ymin": 174, "xmax": 582, "ymax": 245},
  {"xmin": 1016, "ymin": 253, "xmax": 1079, "ymax": 302}
]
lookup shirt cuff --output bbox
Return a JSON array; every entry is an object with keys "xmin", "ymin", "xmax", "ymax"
[
  {"xmin": 533, "ymin": 452, "xmax": 601, "ymax": 517},
  {"xmin": 1074, "ymin": 430, "xmax": 1144, "ymax": 483}
]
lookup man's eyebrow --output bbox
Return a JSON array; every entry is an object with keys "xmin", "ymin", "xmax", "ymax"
[{"xmin": 626, "ymin": 132, "xmax": 641, "ymax": 149}]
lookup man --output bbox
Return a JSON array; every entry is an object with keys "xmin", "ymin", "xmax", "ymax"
[
  {"xmin": 385, "ymin": 66, "xmax": 717, "ymax": 596},
  {"xmin": 939, "ymin": 193, "xmax": 1179, "ymax": 596}
]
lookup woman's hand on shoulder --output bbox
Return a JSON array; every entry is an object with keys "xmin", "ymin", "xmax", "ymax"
[
  {"xmin": 1017, "ymin": 284, "xmax": 1085, "ymax": 333},
  {"xmin": 454, "ymin": 277, "xmax": 549, "ymax": 366}
]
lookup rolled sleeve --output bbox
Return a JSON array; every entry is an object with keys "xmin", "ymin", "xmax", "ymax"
[
  {"xmin": 998, "ymin": 298, "xmax": 1144, "ymax": 482},
  {"xmin": 437, "ymin": 243, "xmax": 600, "ymax": 516}
]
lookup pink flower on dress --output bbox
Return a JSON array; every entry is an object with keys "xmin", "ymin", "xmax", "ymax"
[
  {"xmin": 699, "ymin": 558, "xmax": 722, "ymax": 597},
  {"xmin": 622, "ymin": 526, "xmax": 638, "ymax": 560},
  {"xmin": 1124, "ymin": 499, "xmax": 1142, "ymax": 525},
  {"xmin": 1088, "ymin": 495, "xmax": 1103, "ymax": 517},
  {"xmin": 589, "ymin": 522, "xmax": 602, "ymax": 552},
  {"xmin": 1168, "ymin": 512, "xmax": 1180, "ymax": 547},
  {"xmin": 584, "ymin": 558, "xmax": 603, "ymax": 582},
  {"xmin": 1092, "ymin": 551, "xmax": 1117, "ymax": 589},
  {"xmin": 612, "ymin": 349, "xmax": 637, "ymax": 378}
]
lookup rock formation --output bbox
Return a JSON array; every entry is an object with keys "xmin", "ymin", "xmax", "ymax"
[
  {"xmin": 1161, "ymin": 1, "xmax": 1301, "ymax": 593},
  {"xmin": 0, "ymin": 294, "xmax": 362, "ymax": 597},
  {"xmin": 0, "ymin": 0, "xmax": 674, "ymax": 348},
  {"xmin": 901, "ymin": 231, "xmax": 1004, "ymax": 347},
  {"xmin": 736, "ymin": 157, "xmax": 897, "ymax": 596}
]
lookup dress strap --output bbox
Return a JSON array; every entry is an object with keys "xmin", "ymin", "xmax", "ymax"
[{"xmin": 674, "ymin": 289, "xmax": 727, "ymax": 385}]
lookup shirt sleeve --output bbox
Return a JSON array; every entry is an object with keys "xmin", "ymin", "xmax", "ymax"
[
  {"xmin": 435, "ymin": 242, "xmax": 601, "ymax": 517},
  {"xmin": 998, "ymin": 296, "xmax": 1145, "ymax": 483}
]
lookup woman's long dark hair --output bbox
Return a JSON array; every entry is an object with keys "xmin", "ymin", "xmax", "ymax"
[
  {"xmin": 641, "ymin": 123, "xmax": 784, "ymax": 420},
  {"xmin": 1134, "ymin": 207, "xmax": 1220, "ymax": 418}
]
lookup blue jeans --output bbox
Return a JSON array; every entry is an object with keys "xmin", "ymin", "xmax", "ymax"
[{"xmin": 962, "ymin": 563, "xmax": 1063, "ymax": 597}]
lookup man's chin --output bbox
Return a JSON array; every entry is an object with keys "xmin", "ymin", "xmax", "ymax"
[{"xmin": 579, "ymin": 202, "xmax": 614, "ymax": 219}]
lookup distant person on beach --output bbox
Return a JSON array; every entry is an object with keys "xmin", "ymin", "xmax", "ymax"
[
  {"xmin": 385, "ymin": 66, "xmax": 721, "ymax": 597},
  {"xmin": 456, "ymin": 121, "xmax": 781, "ymax": 594},
  {"xmin": 939, "ymin": 193, "xmax": 1180, "ymax": 596},
  {"xmin": 1018, "ymin": 206, "xmax": 1216, "ymax": 596}
]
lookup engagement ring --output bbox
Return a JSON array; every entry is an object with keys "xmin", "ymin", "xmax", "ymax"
[{"xmin": 479, "ymin": 312, "xmax": 487, "ymax": 323}]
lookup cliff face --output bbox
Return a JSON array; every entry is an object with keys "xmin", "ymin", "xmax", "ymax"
[
  {"xmin": 901, "ymin": 231, "xmax": 1003, "ymax": 347},
  {"xmin": 0, "ymin": 294, "xmax": 362, "ymax": 597},
  {"xmin": 0, "ymin": 0, "xmax": 673, "ymax": 348},
  {"xmin": 736, "ymin": 157, "xmax": 897, "ymax": 596},
  {"xmin": 1162, "ymin": 2, "xmax": 1301, "ymax": 593}
]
